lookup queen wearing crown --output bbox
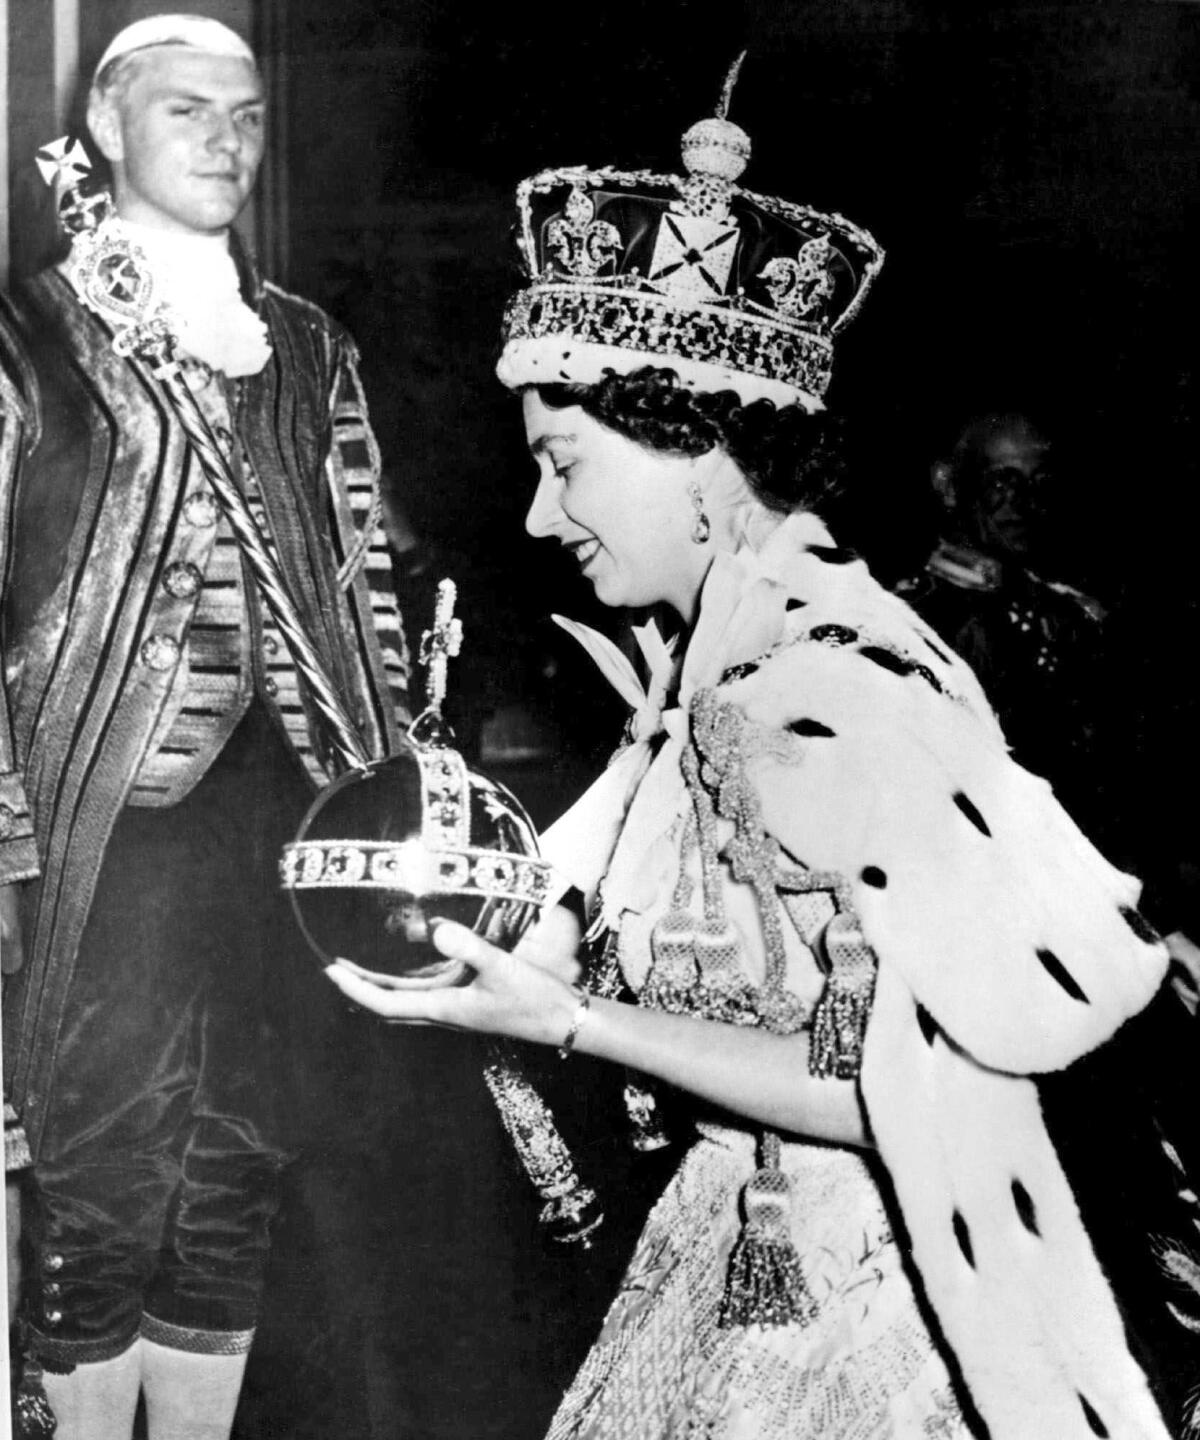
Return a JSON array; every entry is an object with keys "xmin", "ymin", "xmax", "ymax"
[{"xmin": 331, "ymin": 64, "xmax": 1200, "ymax": 1440}]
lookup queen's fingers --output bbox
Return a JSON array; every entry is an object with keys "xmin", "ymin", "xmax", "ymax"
[
  {"xmin": 325, "ymin": 960, "xmax": 444, "ymax": 1020},
  {"xmin": 430, "ymin": 918, "xmax": 506, "ymax": 971},
  {"xmin": 329, "ymin": 956, "xmax": 416, "ymax": 991}
]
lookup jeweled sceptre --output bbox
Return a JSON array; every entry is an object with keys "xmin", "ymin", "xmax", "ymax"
[{"xmin": 41, "ymin": 142, "xmax": 602, "ymax": 1245}]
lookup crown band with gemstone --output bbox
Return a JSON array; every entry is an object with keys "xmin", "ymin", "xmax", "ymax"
[
  {"xmin": 500, "ymin": 282, "xmax": 833, "ymax": 410},
  {"xmin": 497, "ymin": 156, "xmax": 883, "ymax": 411}
]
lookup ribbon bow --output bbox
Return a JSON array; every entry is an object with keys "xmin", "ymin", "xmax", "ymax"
[{"xmin": 550, "ymin": 615, "xmax": 678, "ymax": 743}]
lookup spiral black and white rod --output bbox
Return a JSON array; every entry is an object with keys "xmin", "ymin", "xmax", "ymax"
[{"xmin": 162, "ymin": 356, "xmax": 370, "ymax": 771}]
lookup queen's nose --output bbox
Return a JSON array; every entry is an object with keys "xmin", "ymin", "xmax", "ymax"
[{"xmin": 524, "ymin": 472, "xmax": 564, "ymax": 539}]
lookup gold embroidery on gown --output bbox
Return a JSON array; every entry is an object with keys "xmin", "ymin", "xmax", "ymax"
[{"xmin": 546, "ymin": 1126, "xmax": 969, "ymax": 1439}]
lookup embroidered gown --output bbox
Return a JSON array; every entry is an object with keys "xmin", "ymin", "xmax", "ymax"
[{"xmin": 540, "ymin": 513, "xmax": 1200, "ymax": 1440}]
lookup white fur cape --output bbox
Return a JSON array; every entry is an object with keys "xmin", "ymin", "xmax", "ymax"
[{"xmin": 544, "ymin": 512, "xmax": 1174, "ymax": 1440}]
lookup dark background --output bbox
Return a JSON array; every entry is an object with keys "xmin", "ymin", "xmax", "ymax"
[
  {"xmin": 265, "ymin": 0, "xmax": 1200, "ymax": 765},
  {"xmin": 6, "ymin": 3, "xmax": 1200, "ymax": 1437}
]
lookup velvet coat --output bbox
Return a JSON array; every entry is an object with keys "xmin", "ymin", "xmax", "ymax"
[{"xmin": 0, "ymin": 267, "xmax": 410, "ymax": 1159}]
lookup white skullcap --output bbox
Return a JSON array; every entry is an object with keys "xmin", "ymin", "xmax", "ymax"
[{"xmin": 94, "ymin": 13, "xmax": 255, "ymax": 79}]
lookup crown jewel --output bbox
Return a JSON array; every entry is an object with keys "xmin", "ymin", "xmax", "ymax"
[
  {"xmin": 681, "ymin": 116, "xmax": 751, "ymax": 184},
  {"xmin": 678, "ymin": 50, "xmax": 751, "ymax": 197},
  {"xmin": 497, "ymin": 57, "xmax": 883, "ymax": 411}
]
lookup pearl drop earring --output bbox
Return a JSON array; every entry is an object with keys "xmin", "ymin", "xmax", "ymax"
[{"xmin": 688, "ymin": 480, "xmax": 711, "ymax": 545}]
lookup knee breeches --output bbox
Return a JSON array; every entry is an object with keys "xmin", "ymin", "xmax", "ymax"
[{"xmin": 24, "ymin": 705, "xmax": 312, "ymax": 1366}]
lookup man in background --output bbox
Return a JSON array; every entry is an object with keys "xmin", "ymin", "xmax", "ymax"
[{"xmin": 899, "ymin": 410, "xmax": 1106, "ymax": 826}]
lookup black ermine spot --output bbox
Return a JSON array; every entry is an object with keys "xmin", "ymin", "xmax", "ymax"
[
  {"xmin": 789, "ymin": 718, "xmax": 836, "ymax": 738},
  {"xmin": 952, "ymin": 1210, "xmax": 975, "ymax": 1268},
  {"xmin": 1037, "ymin": 948, "xmax": 1089, "ymax": 1003},
  {"xmin": 1011, "ymin": 1179, "xmax": 1040, "ymax": 1236},
  {"xmin": 1079, "ymin": 1395, "xmax": 1109, "ymax": 1437},
  {"xmin": 952, "ymin": 792, "xmax": 991, "ymax": 837}
]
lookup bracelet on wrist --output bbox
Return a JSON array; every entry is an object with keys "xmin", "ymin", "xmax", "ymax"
[{"xmin": 557, "ymin": 985, "xmax": 591, "ymax": 1060}]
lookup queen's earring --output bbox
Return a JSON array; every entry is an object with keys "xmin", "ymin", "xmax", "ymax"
[{"xmin": 688, "ymin": 480, "xmax": 711, "ymax": 545}]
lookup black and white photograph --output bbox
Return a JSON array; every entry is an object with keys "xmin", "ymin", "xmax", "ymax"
[{"xmin": 2, "ymin": 2, "xmax": 1200, "ymax": 1437}]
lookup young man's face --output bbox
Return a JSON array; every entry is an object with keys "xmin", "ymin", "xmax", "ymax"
[{"xmin": 91, "ymin": 48, "xmax": 265, "ymax": 236}]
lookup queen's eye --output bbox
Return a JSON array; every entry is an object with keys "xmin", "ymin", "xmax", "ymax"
[{"xmin": 541, "ymin": 450, "xmax": 576, "ymax": 481}]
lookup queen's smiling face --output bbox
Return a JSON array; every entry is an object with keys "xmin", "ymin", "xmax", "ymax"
[{"xmin": 521, "ymin": 390, "xmax": 716, "ymax": 622}]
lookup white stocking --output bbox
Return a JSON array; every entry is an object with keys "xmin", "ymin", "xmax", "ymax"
[
  {"xmin": 40, "ymin": 1337, "xmax": 142, "ymax": 1440},
  {"xmin": 141, "ymin": 1336, "xmax": 250, "ymax": 1440}
]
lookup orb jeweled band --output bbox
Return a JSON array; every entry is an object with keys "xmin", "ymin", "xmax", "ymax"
[
  {"xmin": 280, "ymin": 838, "xmax": 553, "ymax": 906},
  {"xmin": 417, "ymin": 746, "xmax": 471, "ymax": 849}
]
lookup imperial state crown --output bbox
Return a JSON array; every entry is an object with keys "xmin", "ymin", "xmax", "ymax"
[{"xmin": 497, "ymin": 56, "xmax": 884, "ymax": 412}]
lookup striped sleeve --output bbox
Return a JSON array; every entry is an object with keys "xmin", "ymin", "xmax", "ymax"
[
  {"xmin": 0, "ymin": 305, "xmax": 41, "ymax": 885},
  {"xmin": 325, "ymin": 344, "xmax": 411, "ymax": 729}
]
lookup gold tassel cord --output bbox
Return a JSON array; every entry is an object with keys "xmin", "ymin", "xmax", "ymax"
[
  {"xmin": 644, "ymin": 815, "xmax": 701, "ymax": 1012},
  {"xmin": 718, "ymin": 1164, "xmax": 817, "ymax": 1330},
  {"xmin": 809, "ymin": 910, "xmax": 877, "ymax": 1081},
  {"xmin": 684, "ymin": 693, "xmax": 838, "ymax": 1330},
  {"xmin": 684, "ymin": 742, "xmax": 763, "ymax": 1026}
]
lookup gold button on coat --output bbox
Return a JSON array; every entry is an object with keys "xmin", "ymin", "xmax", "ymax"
[
  {"xmin": 162, "ymin": 561, "xmax": 203, "ymax": 599},
  {"xmin": 182, "ymin": 491, "xmax": 219, "ymax": 528},
  {"xmin": 140, "ymin": 635, "xmax": 181, "ymax": 672}
]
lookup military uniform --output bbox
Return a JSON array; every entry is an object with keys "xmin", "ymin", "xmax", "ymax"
[{"xmin": 898, "ymin": 538, "xmax": 1107, "ymax": 827}]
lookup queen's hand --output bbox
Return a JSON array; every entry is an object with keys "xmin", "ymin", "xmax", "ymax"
[{"xmin": 324, "ymin": 907, "xmax": 584, "ymax": 1048}]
